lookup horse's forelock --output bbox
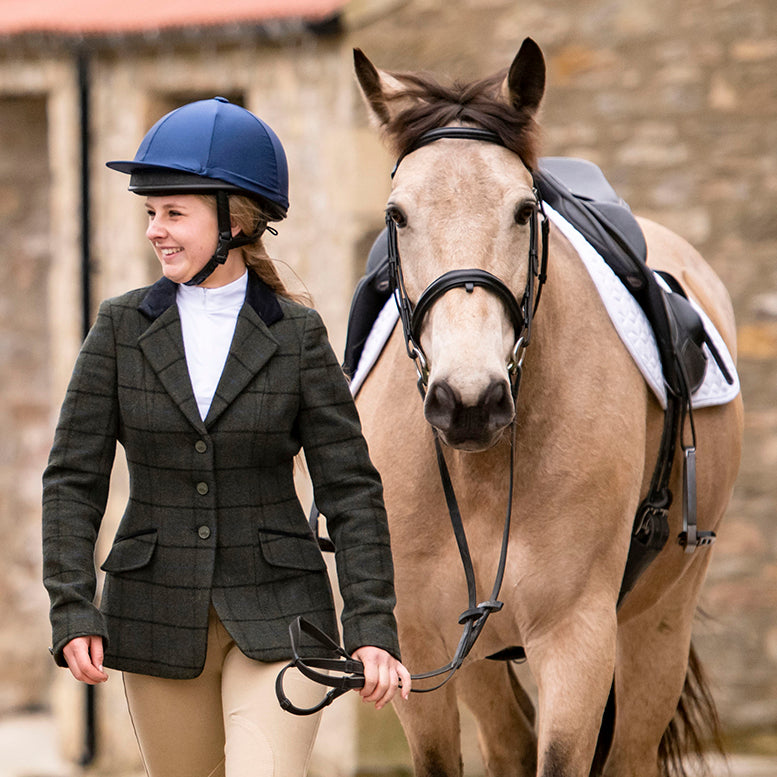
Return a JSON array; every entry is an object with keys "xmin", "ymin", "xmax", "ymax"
[{"xmin": 383, "ymin": 70, "xmax": 541, "ymax": 171}]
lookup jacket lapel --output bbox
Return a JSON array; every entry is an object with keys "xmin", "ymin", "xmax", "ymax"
[
  {"xmin": 137, "ymin": 279, "xmax": 206, "ymax": 433},
  {"xmin": 204, "ymin": 273, "xmax": 282, "ymax": 427},
  {"xmin": 137, "ymin": 272, "xmax": 285, "ymax": 432}
]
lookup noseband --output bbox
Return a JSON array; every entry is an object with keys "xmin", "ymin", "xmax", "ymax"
[{"xmin": 385, "ymin": 126, "xmax": 549, "ymax": 395}]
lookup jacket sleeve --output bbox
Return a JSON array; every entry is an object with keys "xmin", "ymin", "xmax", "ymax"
[
  {"xmin": 296, "ymin": 308, "xmax": 401, "ymax": 660},
  {"xmin": 42, "ymin": 300, "xmax": 119, "ymax": 666}
]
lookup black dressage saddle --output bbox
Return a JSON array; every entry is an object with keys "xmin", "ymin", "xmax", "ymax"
[{"xmin": 535, "ymin": 157, "xmax": 728, "ymax": 396}]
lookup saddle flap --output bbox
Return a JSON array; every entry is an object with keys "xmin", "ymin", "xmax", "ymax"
[
  {"xmin": 590, "ymin": 201, "xmax": 648, "ymax": 268},
  {"xmin": 342, "ymin": 243, "xmax": 391, "ymax": 379},
  {"xmin": 656, "ymin": 271, "xmax": 712, "ymax": 395}
]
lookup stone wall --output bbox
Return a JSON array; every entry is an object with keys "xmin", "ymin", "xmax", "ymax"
[
  {"xmin": 0, "ymin": 0, "xmax": 775, "ymax": 771},
  {"xmin": 0, "ymin": 94, "xmax": 56, "ymax": 711}
]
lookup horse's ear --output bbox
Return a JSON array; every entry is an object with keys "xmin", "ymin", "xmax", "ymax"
[
  {"xmin": 501, "ymin": 38, "xmax": 546, "ymax": 115},
  {"xmin": 353, "ymin": 48, "xmax": 408, "ymax": 129}
]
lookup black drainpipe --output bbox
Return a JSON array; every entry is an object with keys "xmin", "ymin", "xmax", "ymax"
[
  {"xmin": 76, "ymin": 47, "xmax": 97, "ymax": 768},
  {"xmin": 78, "ymin": 49, "xmax": 93, "ymax": 340}
]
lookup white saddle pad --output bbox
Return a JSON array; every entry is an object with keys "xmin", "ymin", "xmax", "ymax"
[
  {"xmin": 544, "ymin": 204, "xmax": 739, "ymax": 409},
  {"xmin": 350, "ymin": 208, "xmax": 740, "ymax": 410}
]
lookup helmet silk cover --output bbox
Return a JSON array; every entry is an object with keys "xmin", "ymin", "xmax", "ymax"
[
  {"xmin": 108, "ymin": 97, "xmax": 289, "ymax": 213},
  {"xmin": 107, "ymin": 98, "xmax": 289, "ymax": 286}
]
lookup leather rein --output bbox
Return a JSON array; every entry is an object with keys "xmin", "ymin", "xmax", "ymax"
[{"xmin": 275, "ymin": 126, "xmax": 549, "ymax": 716}]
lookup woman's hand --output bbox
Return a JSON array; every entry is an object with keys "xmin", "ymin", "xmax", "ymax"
[
  {"xmin": 351, "ymin": 646, "xmax": 411, "ymax": 710},
  {"xmin": 62, "ymin": 636, "xmax": 108, "ymax": 685}
]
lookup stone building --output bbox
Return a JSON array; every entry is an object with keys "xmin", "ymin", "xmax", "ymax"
[{"xmin": 1, "ymin": 0, "xmax": 775, "ymax": 773}]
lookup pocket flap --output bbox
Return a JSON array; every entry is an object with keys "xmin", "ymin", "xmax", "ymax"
[
  {"xmin": 259, "ymin": 530, "xmax": 326, "ymax": 572},
  {"xmin": 101, "ymin": 530, "xmax": 158, "ymax": 573}
]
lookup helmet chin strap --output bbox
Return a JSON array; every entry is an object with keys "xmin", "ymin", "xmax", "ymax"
[{"xmin": 184, "ymin": 191, "xmax": 270, "ymax": 286}]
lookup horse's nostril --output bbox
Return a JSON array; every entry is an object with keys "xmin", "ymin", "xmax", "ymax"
[
  {"xmin": 480, "ymin": 381, "xmax": 515, "ymax": 429},
  {"xmin": 424, "ymin": 380, "xmax": 459, "ymax": 431},
  {"xmin": 424, "ymin": 378, "xmax": 515, "ymax": 446}
]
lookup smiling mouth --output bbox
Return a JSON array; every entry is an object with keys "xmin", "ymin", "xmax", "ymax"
[{"xmin": 160, "ymin": 248, "xmax": 182, "ymax": 257}]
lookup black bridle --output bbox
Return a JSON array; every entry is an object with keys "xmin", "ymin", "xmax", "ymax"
[
  {"xmin": 386, "ymin": 127, "xmax": 548, "ymax": 396},
  {"xmin": 276, "ymin": 126, "xmax": 549, "ymax": 716}
]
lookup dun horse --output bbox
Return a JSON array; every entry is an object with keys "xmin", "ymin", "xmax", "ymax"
[{"xmin": 351, "ymin": 39, "xmax": 743, "ymax": 777}]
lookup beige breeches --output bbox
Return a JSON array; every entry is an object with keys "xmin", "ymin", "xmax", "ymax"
[{"xmin": 123, "ymin": 608, "xmax": 325, "ymax": 777}]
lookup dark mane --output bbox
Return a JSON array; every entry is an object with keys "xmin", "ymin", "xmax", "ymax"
[{"xmin": 383, "ymin": 70, "xmax": 542, "ymax": 171}]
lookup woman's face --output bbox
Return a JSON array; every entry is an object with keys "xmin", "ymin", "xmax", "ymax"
[{"xmin": 144, "ymin": 194, "xmax": 243, "ymax": 287}]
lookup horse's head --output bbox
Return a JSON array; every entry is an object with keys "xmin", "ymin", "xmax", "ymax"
[{"xmin": 355, "ymin": 39, "xmax": 547, "ymax": 451}]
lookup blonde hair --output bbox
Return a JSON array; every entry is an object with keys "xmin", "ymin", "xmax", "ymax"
[{"xmin": 199, "ymin": 193, "xmax": 311, "ymax": 306}]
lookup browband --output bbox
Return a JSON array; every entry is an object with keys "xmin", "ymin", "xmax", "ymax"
[{"xmin": 392, "ymin": 127, "xmax": 504, "ymax": 177}]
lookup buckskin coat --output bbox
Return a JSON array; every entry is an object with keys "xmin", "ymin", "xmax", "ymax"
[{"xmin": 43, "ymin": 270, "xmax": 400, "ymax": 679}]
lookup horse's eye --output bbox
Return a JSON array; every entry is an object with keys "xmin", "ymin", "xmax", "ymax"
[
  {"xmin": 514, "ymin": 201, "xmax": 536, "ymax": 226},
  {"xmin": 387, "ymin": 205, "xmax": 408, "ymax": 228}
]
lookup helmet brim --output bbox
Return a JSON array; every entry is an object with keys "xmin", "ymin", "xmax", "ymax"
[{"xmin": 106, "ymin": 163, "xmax": 287, "ymax": 220}]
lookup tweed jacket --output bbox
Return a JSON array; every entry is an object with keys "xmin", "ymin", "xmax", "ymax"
[{"xmin": 43, "ymin": 270, "xmax": 400, "ymax": 679}]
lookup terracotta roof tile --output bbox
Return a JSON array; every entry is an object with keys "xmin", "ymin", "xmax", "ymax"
[{"xmin": 0, "ymin": 0, "xmax": 346, "ymax": 35}]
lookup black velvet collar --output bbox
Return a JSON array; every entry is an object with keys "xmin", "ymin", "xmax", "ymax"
[{"xmin": 138, "ymin": 270, "xmax": 284, "ymax": 326}]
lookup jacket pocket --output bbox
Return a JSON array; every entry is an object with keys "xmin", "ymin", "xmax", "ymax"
[
  {"xmin": 258, "ymin": 529, "xmax": 326, "ymax": 572},
  {"xmin": 100, "ymin": 529, "xmax": 158, "ymax": 573}
]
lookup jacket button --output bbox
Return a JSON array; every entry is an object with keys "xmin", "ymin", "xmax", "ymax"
[
  {"xmin": 195, "ymin": 440, "xmax": 207, "ymax": 453},
  {"xmin": 198, "ymin": 526, "xmax": 211, "ymax": 540},
  {"xmin": 196, "ymin": 482, "xmax": 209, "ymax": 495}
]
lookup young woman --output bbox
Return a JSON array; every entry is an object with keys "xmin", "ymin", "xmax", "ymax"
[{"xmin": 42, "ymin": 97, "xmax": 410, "ymax": 777}]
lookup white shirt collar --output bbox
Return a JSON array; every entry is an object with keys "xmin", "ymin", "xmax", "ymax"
[{"xmin": 176, "ymin": 269, "xmax": 248, "ymax": 311}]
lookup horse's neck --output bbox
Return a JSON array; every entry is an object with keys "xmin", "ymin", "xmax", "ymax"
[{"xmin": 519, "ymin": 230, "xmax": 648, "ymax": 432}]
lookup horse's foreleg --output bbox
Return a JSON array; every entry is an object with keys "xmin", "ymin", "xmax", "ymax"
[
  {"xmin": 393, "ymin": 681, "xmax": 464, "ymax": 777},
  {"xmin": 527, "ymin": 605, "xmax": 618, "ymax": 777},
  {"xmin": 456, "ymin": 658, "xmax": 537, "ymax": 777}
]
